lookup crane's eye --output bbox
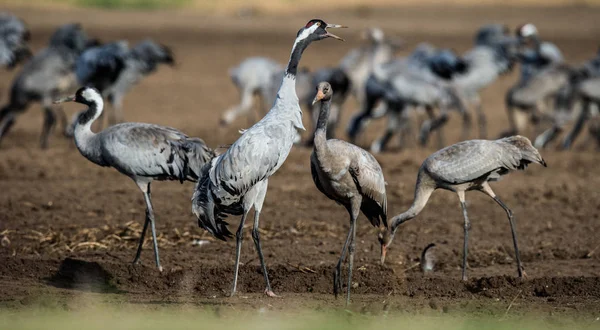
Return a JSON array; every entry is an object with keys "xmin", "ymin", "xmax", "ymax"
[{"xmin": 316, "ymin": 22, "xmax": 321, "ymax": 27}]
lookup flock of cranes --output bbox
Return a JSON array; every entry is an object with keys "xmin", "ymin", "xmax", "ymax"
[{"xmin": 0, "ymin": 11, "xmax": 596, "ymax": 305}]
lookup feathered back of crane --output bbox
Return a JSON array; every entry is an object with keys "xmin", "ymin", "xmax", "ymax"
[
  {"xmin": 49, "ymin": 23, "xmax": 94, "ymax": 54},
  {"xmin": 428, "ymin": 49, "xmax": 468, "ymax": 80},
  {"xmin": 130, "ymin": 39, "xmax": 174, "ymax": 74},
  {"xmin": 76, "ymin": 41, "xmax": 129, "ymax": 89}
]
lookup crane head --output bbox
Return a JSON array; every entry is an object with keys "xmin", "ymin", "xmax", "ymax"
[
  {"xmin": 295, "ymin": 19, "xmax": 347, "ymax": 44},
  {"xmin": 312, "ymin": 81, "xmax": 333, "ymax": 105},
  {"xmin": 377, "ymin": 228, "xmax": 392, "ymax": 264},
  {"xmin": 54, "ymin": 86, "xmax": 102, "ymax": 107}
]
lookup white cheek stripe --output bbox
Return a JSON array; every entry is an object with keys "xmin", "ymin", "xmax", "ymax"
[{"xmin": 295, "ymin": 24, "xmax": 319, "ymax": 43}]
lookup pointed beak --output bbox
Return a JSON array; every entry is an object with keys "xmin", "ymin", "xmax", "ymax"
[
  {"xmin": 380, "ymin": 244, "xmax": 387, "ymax": 265},
  {"xmin": 53, "ymin": 95, "xmax": 75, "ymax": 104},
  {"xmin": 312, "ymin": 90, "xmax": 325, "ymax": 106},
  {"xmin": 325, "ymin": 24, "xmax": 347, "ymax": 41}
]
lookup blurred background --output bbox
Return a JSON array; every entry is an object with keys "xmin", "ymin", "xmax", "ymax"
[{"xmin": 1, "ymin": 0, "xmax": 600, "ymax": 324}]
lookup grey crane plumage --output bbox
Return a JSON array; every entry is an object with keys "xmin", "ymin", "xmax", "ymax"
[
  {"xmin": 561, "ymin": 76, "xmax": 600, "ymax": 149},
  {"xmin": 221, "ymin": 56, "xmax": 351, "ymax": 145},
  {"xmin": 220, "ymin": 57, "xmax": 283, "ymax": 126},
  {"xmin": 546, "ymin": 51, "xmax": 600, "ymax": 150},
  {"xmin": 192, "ymin": 19, "xmax": 346, "ymax": 297},
  {"xmin": 66, "ymin": 39, "xmax": 175, "ymax": 136},
  {"xmin": 378, "ymin": 136, "xmax": 546, "ymax": 281},
  {"xmin": 55, "ymin": 86, "xmax": 214, "ymax": 272},
  {"xmin": 310, "ymin": 82, "xmax": 386, "ymax": 305},
  {"xmin": 420, "ymin": 24, "xmax": 517, "ymax": 144},
  {"xmin": 0, "ymin": 23, "xmax": 96, "ymax": 149},
  {"xmin": 502, "ymin": 23, "xmax": 566, "ymax": 140},
  {"xmin": 0, "ymin": 12, "xmax": 31, "ymax": 69},
  {"xmin": 338, "ymin": 27, "xmax": 401, "ymax": 110},
  {"xmin": 366, "ymin": 45, "xmax": 470, "ymax": 153},
  {"xmin": 75, "ymin": 40, "xmax": 130, "ymax": 93},
  {"xmin": 345, "ymin": 42, "xmax": 438, "ymax": 144}
]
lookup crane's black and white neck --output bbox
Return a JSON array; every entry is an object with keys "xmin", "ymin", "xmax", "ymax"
[
  {"xmin": 55, "ymin": 87, "xmax": 104, "ymax": 165},
  {"xmin": 284, "ymin": 19, "xmax": 346, "ymax": 78}
]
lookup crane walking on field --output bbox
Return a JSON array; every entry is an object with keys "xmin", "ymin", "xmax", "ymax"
[
  {"xmin": 310, "ymin": 82, "xmax": 387, "ymax": 305},
  {"xmin": 192, "ymin": 19, "xmax": 346, "ymax": 297},
  {"xmin": 378, "ymin": 136, "xmax": 546, "ymax": 281},
  {"xmin": 55, "ymin": 87, "xmax": 214, "ymax": 271}
]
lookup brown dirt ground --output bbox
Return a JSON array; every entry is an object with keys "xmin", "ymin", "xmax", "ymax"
[{"xmin": 1, "ymin": 5, "xmax": 600, "ymax": 317}]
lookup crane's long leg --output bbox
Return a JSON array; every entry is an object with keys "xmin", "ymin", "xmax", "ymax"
[
  {"xmin": 347, "ymin": 89, "xmax": 380, "ymax": 143},
  {"xmin": 500, "ymin": 89, "xmax": 518, "ymax": 138},
  {"xmin": 539, "ymin": 119, "xmax": 568, "ymax": 149},
  {"xmin": 53, "ymin": 106, "xmax": 68, "ymax": 138},
  {"xmin": 133, "ymin": 215, "xmax": 150, "ymax": 265},
  {"xmin": 136, "ymin": 182, "xmax": 162, "ymax": 272},
  {"xmin": 0, "ymin": 111, "xmax": 18, "ymax": 147},
  {"xmin": 473, "ymin": 95, "xmax": 487, "ymax": 139},
  {"xmin": 479, "ymin": 183, "xmax": 524, "ymax": 278},
  {"xmin": 333, "ymin": 211, "xmax": 353, "ymax": 299},
  {"xmin": 419, "ymin": 107, "xmax": 448, "ymax": 147},
  {"xmin": 371, "ymin": 105, "xmax": 401, "ymax": 154},
  {"xmin": 457, "ymin": 191, "xmax": 470, "ymax": 282},
  {"xmin": 250, "ymin": 180, "xmax": 276, "ymax": 297},
  {"xmin": 562, "ymin": 98, "xmax": 590, "ymax": 149},
  {"xmin": 40, "ymin": 106, "xmax": 56, "ymax": 149},
  {"xmin": 108, "ymin": 92, "xmax": 125, "ymax": 125},
  {"xmin": 345, "ymin": 198, "xmax": 360, "ymax": 306},
  {"xmin": 221, "ymin": 88, "xmax": 254, "ymax": 126},
  {"xmin": 230, "ymin": 212, "xmax": 248, "ymax": 297}
]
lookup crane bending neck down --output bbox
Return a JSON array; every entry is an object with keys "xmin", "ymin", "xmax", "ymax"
[{"xmin": 378, "ymin": 173, "xmax": 435, "ymax": 263}]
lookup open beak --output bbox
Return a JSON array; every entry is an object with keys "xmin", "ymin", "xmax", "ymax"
[
  {"xmin": 324, "ymin": 24, "xmax": 347, "ymax": 41},
  {"xmin": 312, "ymin": 90, "xmax": 325, "ymax": 106},
  {"xmin": 380, "ymin": 244, "xmax": 387, "ymax": 265},
  {"xmin": 53, "ymin": 95, "xmax": 75, "ymax": 104}
]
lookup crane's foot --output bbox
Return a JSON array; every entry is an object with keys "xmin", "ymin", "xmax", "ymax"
[
  {"xmin": 333, "ymin": 269, "xmax": 342, "ymax": 298},
  {"xmin": 158, "ymin": 265, "xmax": 163, "ymax": 273},
  {"xmin": 519, "ymin": 267, "xmax": 528, "ymax": 279},
  {"xmin": 264, "ymin": 289, "xmax": 279, "ymax": 297}
]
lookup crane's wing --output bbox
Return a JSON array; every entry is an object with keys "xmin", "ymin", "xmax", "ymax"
[
  {"xmin": 309, "ymin": 152, "xmax": 338, "ymax": 203},
  {"xmin": 212, "ymin": 126, "xmax": 282, "ymax": 197},
  {"xmin": 346, "ymin": 144, "xmax": 387, "ymax": 228},
  {"xmin": 101, "ymin": 123, "xmax": 208, "ymax": 182},
  {"xmin": 428, "ymin": 49, "xmax": 469, "ymax": 80},
  {"xmin": 76, "ymin": 41, "xmax": 129, "ymax": 87},
  {"xmin": 425, "ymin": 140, "xmax": 523, "ymax": 184}
]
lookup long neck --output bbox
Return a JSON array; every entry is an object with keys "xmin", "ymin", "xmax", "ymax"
[
  {"xmin": 74, "ymin": 99, "xmax": 104, "ymax": 164},
  {"xmin": 285, "ymin": 38, "xmax": 309, "ymax": 77},
  {"xmin": 313, "ymin": 98, "xmax": 331, "ymax": 147},
  {"xmin": 391, "ymin": 171, "xmax": 435, "ymax": 233}
]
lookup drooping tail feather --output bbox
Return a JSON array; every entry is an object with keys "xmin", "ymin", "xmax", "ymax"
[{"xmin": 191, "ymin": 159, "xmax": 235, "ymax": 241}]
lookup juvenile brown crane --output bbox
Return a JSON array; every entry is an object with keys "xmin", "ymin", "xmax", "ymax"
[
  {"xmin": 378, "ymin": 136, "xmax": 546, "ymax": 281},
  {"xmin": 310, "ymin": 82, "xmax": 387, "ymax": 305}
]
